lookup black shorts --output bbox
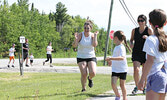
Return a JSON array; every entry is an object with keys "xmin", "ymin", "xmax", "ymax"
[
  {"xmin": 112, "ymin": 72, "xmax": 127, "ymax": 80},
  {"xmin": 23, "ymin": 52, "xmax": 28, "ymax": 60},
  {"xmin": 77, "ymin": 57, "xmax": 97, "ymax": 64},
  {"xmin": 132, "ymin": 51, "xmax": 146, "ymax": 65},
  {"xmin": 30, "ymin": 60, "xmax": 33, "ymax": 63}
]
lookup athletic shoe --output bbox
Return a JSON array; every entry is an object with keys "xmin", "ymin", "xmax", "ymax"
[
  {"xmin": 7, "ymin": 65, "xmax": 10, "ymax": 68},
  {"xmin": 43, "ymin": 62, "xmax": 45, "ymax": 66},
  {"xmin": 50, "ymin": 65, "xmax": 53, "ymax": 67},
  {"xmin": 25, "ymin": 64, "xmax": 29, "ymax": 67},
  {"xmin": 115, "ymin": 97, "xmax": 120, "ymax": 100},
  {"xmin": 88, "ymin": 76, "xmax": 93, "ymax": 88},
  {"xmin": 132, "ymin": 87, "xmax": 138, "ymax": 95},
  {"xmin": 12, "ymin": 65, "xmax": 14, "ymax": 68},
  {"xmin": 143, "ymin": 88, "xmax": 146, "ymax": 94},
  {"xmin": 81, "ymin": 89, "xmax": 86, "ymax": 92}
]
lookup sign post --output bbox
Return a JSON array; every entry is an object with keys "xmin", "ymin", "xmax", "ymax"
[{"xmin": 19, "ymin": 36, "xmax": 25, "ymax": 76}]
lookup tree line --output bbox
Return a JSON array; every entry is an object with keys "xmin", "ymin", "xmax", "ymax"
[{"xmin": 0, "ymin": 0, "xmax": 113, "ymax": 58}]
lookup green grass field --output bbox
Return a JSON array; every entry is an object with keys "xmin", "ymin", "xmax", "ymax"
[{"xmin": 0, "ymin": 73, "xmax": 133, "ymax": 100}]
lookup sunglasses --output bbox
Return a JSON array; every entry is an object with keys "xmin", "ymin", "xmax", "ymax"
[
  {"xmin": 138, "ymin": 20, "xmax": 144, "ymax": 22},
  {"xmin": 84, "ymin": 27, "xmax": 90, "ymax": 30}
]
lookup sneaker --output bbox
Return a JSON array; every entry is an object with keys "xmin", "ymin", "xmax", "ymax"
[
  {"xmin": 143, "ymin": 88, "xmax": 146, "ymax": 94},
  {"xmin": 115, "ymin": 96, "xmax": 120, "ymax": 100},
  {"xmin": 25, "ymin": 64, "xmax": 29, "ymax": 67},
  {"xmin": 43, "ymin": 62, "xmax": 45, "ymax": 66},
  {"xmin": 81, "ymin": 89, "xmax": 86, "ymax": 92},
  {"xmin": 132, "ymin": 87, "xmax": 138, "ymax": 95},
  {"xmin": 88, "ymin": 76, "xmax": 93, "ymax": 88},
  {"xmin": 7, "ymin": 65, "xmax": 10, "ymax": 68},
  {"xmin": 12, "ymin": 65, "xmax": 14, "ymax": 68},
  {"xmin": 50, "ymin": 65, "xmax": 53, "ymax": 67}
]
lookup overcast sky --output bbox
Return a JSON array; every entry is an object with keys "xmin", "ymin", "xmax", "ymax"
[{"xmin": 7, "ymin": 0, "xmax": 167, "ymax": 39}]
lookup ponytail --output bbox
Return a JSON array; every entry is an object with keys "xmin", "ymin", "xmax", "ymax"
[
  {"xmin": 123, "ymin": 35, "xmax": 132, "ymax": 53},
  {"xmin": 154, "ymin": 27, "xmax": 167, "ymax": 52}
]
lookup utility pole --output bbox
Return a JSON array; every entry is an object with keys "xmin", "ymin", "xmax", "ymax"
[{"xmin": 103, "ymin": 0, "xmax": 114, "ymax": 66}]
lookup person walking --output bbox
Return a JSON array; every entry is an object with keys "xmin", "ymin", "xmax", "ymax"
[
  {"xmin": 43, "ymin": 42, "xmax": 53, "ymax": 67},
  {"xmin": 72, "ymin": 20, "xmax": 99, "ymax": 92},
  {"xmin": 138, "ymin": 9, "xmax": 167, "ymax": 100},
  {"xmin": 22, "ymin": 39, "xmax": 30, "ymax": 67},
  {"xmin": 130, "ymin": 14, "xmax": 153, "ymax": 94},
  {"xmin": 8, "ymin": 44, "xmax": 16, "ymax": 68},
  {"xmin": 106, "ymin": 30, "xmax": 131, "ymax": 100}
]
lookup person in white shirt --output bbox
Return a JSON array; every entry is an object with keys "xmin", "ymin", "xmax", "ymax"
[
  {"xmin": 138, "ymin": 9, "xmax": 167, "ymax": 100},
  {"xmin": 8, "ymin": 44, "xmax": 16, "ymax": 68},
  {"xmin": 105, "ymin": 31, "xmax": 131, "ymax": 100},
  {"xmin": 29, "ymin": 53, "xmax": 34, "ymax": 66},
  {"xmin": 72, "ymin": 20, "xmax": 99, "ymax": 92},
  {"xmin": 43, "ymin": 42, "xmax": 54, "ymax": 67}
]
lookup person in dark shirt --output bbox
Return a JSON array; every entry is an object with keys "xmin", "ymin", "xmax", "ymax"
[
  {"xmin": 22, "ymin": 39, "xmax": 29, "ymax": 67},
  {"xmin": 130, "ymin": 14, "xmax": 153, "ymax": 95}
]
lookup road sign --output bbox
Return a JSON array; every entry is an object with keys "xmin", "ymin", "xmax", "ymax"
[
  {"xmin": 109, "ymin": 30, "xmax": 114, "ymax": 40},
  {"xmin": 20, "ymin": 36, "xmax": 25, "ymax": 43}
]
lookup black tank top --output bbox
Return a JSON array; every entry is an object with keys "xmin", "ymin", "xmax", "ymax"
[{"xmin": 133, "ymin": 27, "xmax": 149, "ymax": 52}]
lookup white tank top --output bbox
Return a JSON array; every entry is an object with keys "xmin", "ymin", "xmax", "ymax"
[{"xmin": 77, "ymin": 32, "xmax": 95, "ymax": 58}]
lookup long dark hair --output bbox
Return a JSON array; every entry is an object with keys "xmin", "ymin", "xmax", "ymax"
[
  {"xmin": 149, "ymin": 9, "xmax": 167, "ymax": 52},
  {"xmin": 114, "ymin": 30, "xmax": 131, "ymax": 52},
  {"xmin": 138, "ymin": 14, "xmax": 147, "ymax": 25}
]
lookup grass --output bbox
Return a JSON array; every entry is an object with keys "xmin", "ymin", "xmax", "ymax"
[
  {"xmin": 53, "ymin": 57, "xmax": 133, "ymax": 67},
  {"xmin": 0, "ymin": 73, "xmax": 133, "ymax": 100}
]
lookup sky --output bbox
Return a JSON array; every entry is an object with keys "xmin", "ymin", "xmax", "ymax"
[{"xmin": 6, "ymin": 0, "xmax": 167, "ymax": 39}]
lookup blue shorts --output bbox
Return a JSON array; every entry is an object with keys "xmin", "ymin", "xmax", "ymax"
[{"xmin": 146, "ymin": 68, "xmax": 167, "ymax": 93}]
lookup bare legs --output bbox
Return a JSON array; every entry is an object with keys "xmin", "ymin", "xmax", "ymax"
[
  {"xmin": 146, "ymin": 90, "xmax": 166, "ymax": 100},
  {"xmin": 112, "ymin": 77, "xmax": 127, "ymax": 100},
  {"xmin": 78, "ymin": 61, "xmax": 96, "ymax": 90}
]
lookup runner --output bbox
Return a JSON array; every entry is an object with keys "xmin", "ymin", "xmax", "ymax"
[
  {"xmin": 138, "ymin": 9, "xmax": 167, "ymax": 100},
  {"xmin": 72, "ymin": 20, "xmax": 99, "ymax": 92},
  {"xmin": 106, "ymin": 30, "xmax": 131, "ymax": 100},
  {"xmin": 8, "ymin": 44, "xmax": 16, "ymax": 68},
  {"xmin": 43, "ymin": 42, "xmax": 54, "ymax": 67},
  {"xmin": 130, "ymin": 14, "xmax": 153, "ymax": 94}
]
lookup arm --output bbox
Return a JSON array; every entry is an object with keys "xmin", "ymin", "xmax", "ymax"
[
  {"xmin": 138, "ymin": 54, "xmax": 154, "ymax": 90},
  {"xmin": 105, "ymin": 56, "xmax": 125, "ymax": 61},
  {"xmin": 92, "ymin": 31, "xmax": 99, "ymax": 47},
  {"xmin": 143, "ymin": 28, "xmax": 153, "ymax": 39},
  {"xmin": 72, "ymin": 32, "xmax": 81, "ymax": 48},
  {"xmin": 130, "ymin": 29, "xmax": 135, "ymax": 49}
]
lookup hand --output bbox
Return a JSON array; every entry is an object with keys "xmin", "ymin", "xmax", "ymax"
[
  {"xmin": 143, "ymin": 35, "xmax": 148, "ymax": 39},
  {"xmin": 94, "ymin": 31, "xmax": 99, "ymax": 35},
  {"xmin": 107, "ymin": 60, "xmax": 112, "ymax": 66},
  {"xmin": 105, "ymin": 57, "xmax": 110, "ymax": 61},
  {"xmin": 138, "ymin": 80, "xmax": 145, "ymax": 91},
  {"xmin": 74, "ymin": 32, "xmax": 79, "ymax": 41}
]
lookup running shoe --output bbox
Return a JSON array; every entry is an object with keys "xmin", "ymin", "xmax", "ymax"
[
  {"xmin": 12, "ymin": 65, "xmax": 14, "ymax": 68},
  {"xmin": 132, "ymin": 87, "xmax": 138, "ymax": 95},
  {"xmin": 7, "ymin": 65, "xmax": 10, "ymax": 68},
  {"xmin": 143, "ymin": 88, "xmax": 146, "ymax": 94},
  {"xmin": 25, "ymin": 64, "xmax": 29, "ymax": 67},
  {"xmin": 81, "ymin": 89, "xmax": 86, "ymax": 92},
  {"xmin": 115, "ymin": 96, "xmax": 120, "ymax": 100},
  {"xmin": 88, "ymin": 76, "xmax": 93, "ymax": 88}
]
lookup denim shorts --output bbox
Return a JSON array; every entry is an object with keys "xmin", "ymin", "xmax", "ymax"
[{"xmin": 146, "ymin": 68, "xmax": 167, "ymax": 93}]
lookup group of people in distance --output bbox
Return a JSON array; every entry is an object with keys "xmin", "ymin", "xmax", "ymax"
[
  {"xmin": 7, "ymin": 39, "xmax": 53, "ymax": 68},
  {"xmin": 73, "ymin": 9, "xmax": 167, "ymax": 100}
]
